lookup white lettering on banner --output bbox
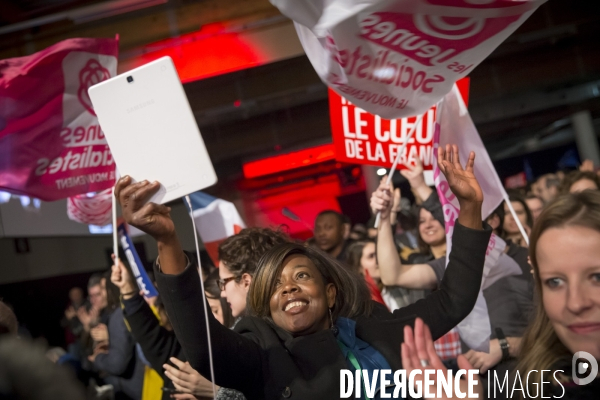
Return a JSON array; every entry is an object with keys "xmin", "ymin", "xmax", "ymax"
[
  {"xmin": 330, "ymin": 44, "xmax": 447, "ymax": 97},
  {"xmin": 45, "ymin": 51, "xmax": 117, "ymax": 194},
  {"xmin": 335, "ymin": 94, "xmax": 436, "ymax": 168},
  {"xmin": 55, "ymin": 170, "xmax": 115, "ymax": 189},
  {"xmin": 281, "ymin": 0, "xmax": 545, "ymax": 119},
  {"xmin": 118, "ymin": 230, "xmax": 151, "ymax": 297},
  {"xmin": 366, "ymin": 142, "xmax": 386, "ymax": 162}
]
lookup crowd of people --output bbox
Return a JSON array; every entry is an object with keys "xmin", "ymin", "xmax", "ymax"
[{"xmin": 0, "ymin": 147, "xmax": 599, "ymax": 400}]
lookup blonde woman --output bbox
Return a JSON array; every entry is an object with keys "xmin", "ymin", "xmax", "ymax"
[{"xmin": 517, "ymin": 190, "xmax": 600, "ymax": 399}]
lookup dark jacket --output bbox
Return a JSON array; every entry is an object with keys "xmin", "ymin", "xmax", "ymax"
[
  {"xmin": 94, "ymin": 307, "xmax": 144, "ymax": 400},
  {"xmin": 122, "ymin": 293, "xmax": 183, "ymax": 400},
  {"xmin": 155, "ymin": 222, "xmax": 491, "ymax": 400}
]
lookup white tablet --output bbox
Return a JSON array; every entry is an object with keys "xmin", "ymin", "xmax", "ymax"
[{"xmin": 88, "ymin": 56, "xmax": 217, "ymax": 204}]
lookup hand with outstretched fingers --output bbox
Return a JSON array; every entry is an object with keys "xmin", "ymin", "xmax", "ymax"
[
  {"xmin": 437, "ymin": 144, "xmax": 483, "ymax": 206},
  {"xmin": 401, "ymin": 318, "xmax": 482, "ymax": 400}
]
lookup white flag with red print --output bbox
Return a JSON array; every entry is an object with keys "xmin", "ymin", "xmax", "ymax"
[
  {"xmin": 433, "ymin": 84, "xmax": 521, "ymax": 352},
  {"xmin": 187, "ymin": 192, "xmax": 246, "ymax": 265},
  {"xmin": 271, "ymin": 0, "xmax": 546, "ymax": 119}
]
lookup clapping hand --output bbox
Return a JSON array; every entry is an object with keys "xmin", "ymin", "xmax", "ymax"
[
  {"xmin": 88, "ymin": 341, "xmax": 108, "ymax": 363},
  {"xmin": 163, "ymin": 358, "xmax": 218, "ymax": 398},
  {"xmin": 401, "ymin": 318, "xmax": 482, "ymax": 400},
  {"xmin": 91, "ymin": 323, "xmax": 108, "ymax": 342},
  {"xmin": 77, "ymin": 305, "xmax": 99, "ymax": 331},
  {"xmin": 65, "ymin": 306, "xmax": 77, "ymax": 320}
]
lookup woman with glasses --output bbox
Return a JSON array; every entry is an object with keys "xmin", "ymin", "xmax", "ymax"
[{"xmin": 215, "ymin": 227, "xmax": 290, "ymax": 321}]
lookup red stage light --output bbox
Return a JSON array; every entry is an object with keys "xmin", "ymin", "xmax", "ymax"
[{"xmin": 243, "ymin": 144, "xmax": 336, "ymax": 179}]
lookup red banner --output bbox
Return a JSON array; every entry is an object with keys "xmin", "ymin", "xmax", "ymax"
[
  {"xmin": 504, "ymin": 172, "xmax": 527, "ymax": 189},
  {"xmin": 330, "ymin": 78, "xmax": 469, "ymax": 170},
  {"xmin": 0, "ymin": 38, "xmax": 118, "ymax": 201}
]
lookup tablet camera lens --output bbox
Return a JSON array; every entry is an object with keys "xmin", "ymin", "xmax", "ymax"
[{"xmin": 127, "ymin": 76, "xmax": 134, "ymax": 83}]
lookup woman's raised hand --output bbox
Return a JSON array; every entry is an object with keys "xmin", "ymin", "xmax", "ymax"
[
  {"xmin": 400, "ymin": 156, "xmax": 426, "ymax": 189},
  {"xmin": 370, "ymin": 178, "xmax": 394, "ymax": 222},
  {"xmin": 110, "ymin": 254, "xmax": 137, "ymax": 297},
  {"xmin": 438, "ymin": 144, "xmax": 483, "ymax": 206},
  {"xmin": 114, "ymin": 176, "xmax": 175, "ymax": 242}
]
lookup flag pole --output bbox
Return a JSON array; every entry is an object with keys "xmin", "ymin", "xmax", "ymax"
[
  {"xmin": 112, "ymin": 168, "xmax": 120, "ymax": 264},
  {"xmin": 374, "ymin": 113, "xmax": 425, "ymax": 228}
]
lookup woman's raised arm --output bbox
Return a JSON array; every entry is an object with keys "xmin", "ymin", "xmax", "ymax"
[
  {"xmin": 114, "ymin": 176, "xmax": 264, "ymax": 397},
  {"xmin": 115, "ymin": 176, "xmax": 186, "ymax": 275},
  {"xmin": 392, "ymin": 145, "xmax": 490, "ymax": 339}
]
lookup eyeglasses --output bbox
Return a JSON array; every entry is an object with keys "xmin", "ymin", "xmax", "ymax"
[{"xmin": 217, "ymin": 276, "xmax": 237, "ymax": 291}]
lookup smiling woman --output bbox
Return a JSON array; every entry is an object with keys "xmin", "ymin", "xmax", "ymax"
[
  {"xmin": 517, "ymin": 190, "xmax": 600, "ymax": 399},
  {"xmin": 250, "ymin": 244, "xmax": 371, "ymax": 335},
  {"xmin": 115, "ymin": 144, "xmax": 492, "ymax": 400}
]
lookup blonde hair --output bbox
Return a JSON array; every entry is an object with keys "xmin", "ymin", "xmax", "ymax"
[{"xmin": 516, "ymin": 190, "xmax": 600, "ymax": 395}]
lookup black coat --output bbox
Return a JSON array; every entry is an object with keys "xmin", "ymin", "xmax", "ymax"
[
  {"xmin": 155, "ymin": 222, "xmax": 492, "ymax": 400},
  {"xmin": 93, "ymin": 307, "xmax": 144, "ymax": 400},
  {"xmin": 122, "ymin": 293, "xmax": 183, "ymax": 400}
]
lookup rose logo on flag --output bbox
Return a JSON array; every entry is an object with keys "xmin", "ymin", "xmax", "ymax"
[
  {"xmin": 67, "ymin": 188, "xmax": 113, "ymax": 226},
  {"xmin": 414, "ymin": 14, "xmax": 485, "ymax": 40},
  {"xmin": 78, "ymin": 59, "xmax": 110, "ymax": 116}
]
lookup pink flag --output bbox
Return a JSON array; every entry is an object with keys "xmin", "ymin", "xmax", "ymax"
[
  {"xmin": 433, "ymin": 84, "xmax": 521, "ymax": 352},
  {"xmin": 0, "ymin": 38, "xmax": 118, "ymax": 201}
]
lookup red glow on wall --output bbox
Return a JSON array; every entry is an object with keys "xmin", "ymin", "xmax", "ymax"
[
  {"xmin": 130, "ymin": 23, "xmax": 268, "ymax": 83},
  {"xmin": 243, "ymin": 144, "xmax": 336, "ymax": 179},
  {"xmin": 242, "ymin": 175, "xmax": 344, "ymax": 239},
  {"xmin": 120, "ymin": 21, "xmax": 303, "ymax": 83}
]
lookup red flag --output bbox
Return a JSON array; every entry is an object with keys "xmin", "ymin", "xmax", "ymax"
[{"xmin": 0, "ymin": 38, "xmax": 118, "ymax": 201}]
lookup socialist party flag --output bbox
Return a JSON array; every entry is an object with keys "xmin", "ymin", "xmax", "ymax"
[
  {"xmin": 0, "ymin": 38, "xmax": 118, "ymax": 201},
  {"xmin": 187, "ymin": 192, "xmax": 246, "ymax": 265},
  {"xmin": 433, "ymin": 84, "xmax": 521, "ymax": 352},
  {"xmin": 272, "ymin": 0, "xmax": 546, "ymax": 119}
]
